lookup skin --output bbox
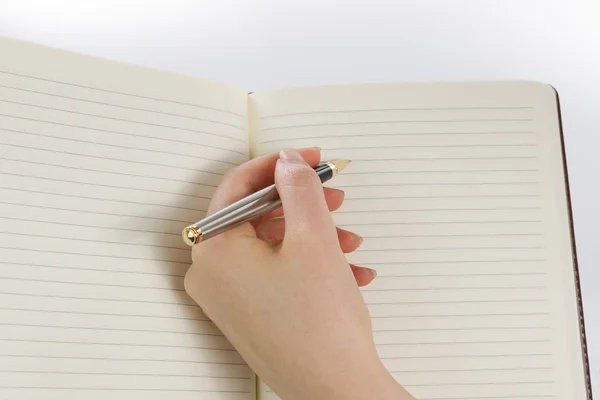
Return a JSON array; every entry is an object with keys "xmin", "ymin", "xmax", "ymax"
[{"xmin": 184, "ymin": 148, "xmax": 413, "ymax": 400}]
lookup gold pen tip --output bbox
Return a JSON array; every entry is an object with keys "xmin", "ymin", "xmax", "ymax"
[{"xmin": 332, "ymin": 159, "xmax": 350, "ymax": 175}]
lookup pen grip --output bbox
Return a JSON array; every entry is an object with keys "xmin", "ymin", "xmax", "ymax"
[
  {"xmin": 201, "ymin": 198, "xmax": 283, "ymax": 240},
  {"xmin": 183, "ymin": 162, "xmax": 338, "ymax": 245},
  {"xmin": 198, "ymin": 164, "xmax": 333, "ymax": 240},
  {"xmin": 199, "ymin": 163, "xmax": 332, "ymax": 228}
]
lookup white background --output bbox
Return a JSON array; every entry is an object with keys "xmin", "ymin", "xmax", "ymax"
[{"xmin": 1, "ymin": 0, "xmax": 598, "ymax": 394}]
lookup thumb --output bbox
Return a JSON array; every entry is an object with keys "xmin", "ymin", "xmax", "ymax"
[{"xmin": 275, "ymin": 149, "xmax": 338, "ymax": 243}]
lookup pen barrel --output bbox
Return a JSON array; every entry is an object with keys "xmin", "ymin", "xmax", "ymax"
[
  {"xmin": 201, "ymin": 198, "xmax": 283, "ymax": 240},
  {"xmin": 199, "ymin": 164, "xmax": 333, "ymax": 238},
  {"xmin": 199, "ymin": 183, "xmax": 279, "ymax": 237},
  {"xmin": 183, "ymin": 162, "xmax": 337, "ymax": 245},
  {"xmin": 195, "ymin": 183, "xmax": 276, "ymax": 229}
]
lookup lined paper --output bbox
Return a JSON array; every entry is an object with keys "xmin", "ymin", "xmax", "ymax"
[
  {"xmin": 0, "ymin": 38, "xmax": 254, "ymax": 399},
  {"xmin": 249, "ymin": 82, "xmax": 587, "ymax": 400}
]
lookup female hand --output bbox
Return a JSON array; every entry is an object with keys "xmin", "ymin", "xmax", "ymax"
[{"xmin": 184, "ymin": 148, "xmax": 412, "ymax": 400}]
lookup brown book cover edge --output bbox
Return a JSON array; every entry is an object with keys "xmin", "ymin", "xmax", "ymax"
[{"xmin": 553, "ymin": 85, "xmax": 594, "ymax": 399}]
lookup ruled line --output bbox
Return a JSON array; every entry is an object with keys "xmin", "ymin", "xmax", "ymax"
[
  {"xmin": 372, "ymin": 326, "xmax": 551, "ymax": 333},
  {"xmin": 2, "ymin": 171, "xmax": 213, "ymax": 201},
  {"xmin": 375, "ymin": 272, "xmax": 545, "ymax": 278},
  {"xmin": 0, "ymin": 369, "xmax": 248, "ymax": 380},
  {"xmin": 339, "ymin": 220, "xmax": 543, "ymax": 227},
  {"xmin": 0, "ymin": 156, "xmax": 223, "ymax": 183},
  {"xmin": 259, "ymin": 130, "xmax": 536, "ymax": 143},
  {"xmin": 334, "ymin": 182, "xmax": 539, "ymax": 188},
  {"xmin": 362, "ymin": 259, "xmax": 546, "ymax": 265},
  {"xmin": 0, "ymin": 324, "xmax": 220, "ymax": 338},
  {"xmin": 335, "ymin": 206, "xmax": 541, "ymax": 214},
  {"xmin": 1, "ymin": 187, "xmax": 207, "ymax": 213},
  {"xmin": 259, "ymin": 106, "xmax": 533, "ymax": 119},
  {"xmin": 360, "ymin": 233, "xmax": 543, "ymax": 239},
  {"xmin": 368, "ymin": 312, "xmax": 550, "ymax": 319},
  {"xmin": 259, "ymin": 118, "xmax": 534, "ymax": 132},
  {"xmin": 0, "ymin": 84, "xmax": 248, "ymax": 124},
  {"xmin": 362, "ymin": 287, "xmax": 546, "ymax": 292},
  {"xmin": 0, "ymin": 246, "xmax": 188, "ymax": 265},
  {"xmin": 352, "ymin": 156, "xmax": 537, "ymax": 162},
  {"xmin": 0, "ymin": 216, "xmax": 181, "ymax": 237},
  {"xmin": 388, "ymin": 366, "xmax": 552, "ymax": 374},
  {"xmin": 418, "ymin": 396, "xmax": 555, "ymax": 400},
  {"xmin": 0, "ymin": 307, "xmax": 208, "ymax": 322},
  {"xmin": 0, "ymin": 156, "xmax": 220, "ymax": 186},
  {"xmin": 403, "ymin": 381, "xmax": 553, "ymax": 387},
  {"xmin": 0, "ymin": 261, "xmax": 185, "ymax": 278},
  {"xmin": 260, "ymin": 154, "xmax": 538, "ymax": 161},
  {"xmin": 0, "ymin": 386, "xmax": 251, "ymax": 393},
  {"xmin": 375, "ymin": 340, "xmax": 551, "ymax": 346},
  {"xmin": 367, "ymin": 299, "xmax": 547, "ymax": 305},
  {"xmin": 0, "ymin": 339, "xmax": 234, "ymax": 353},
  {"xmin": 0, "ymin": 113, "xmax": 246, "ymax": 146},
  {"xmin": 0, "ymin": 70, "xmax": 245, "ymax": 118},
  {"xmin": 0, "ymin": 200, "xmax": 193, "ymax": 224},
  {"xmin": 0, "ymin": 98, "xmax": 245, "ymax": 131},
  {"xmin": 323, "ymin": 143, "xmax": 536, "ymax": 150},
  {"xmin": 1, "ymin": 127, "xmax": 244, "ymax": 160},
  {"xmin": 0, "ymin": 231, "xmax": 188, "ymax": 251},
  {"xmin": 354, "ymin": 246, "xmax": 544, "ymax": 252},
  {"xmin": 1, "ymin": 142, "xmax": 231, "ymax": 175},
  {"xmin": 379, "ymin": 354, "xmax": 552, "ymax": 360},
  {"xmin": 0, "ymin": 276, "xmax": 185, "ymax": 291},
  {"xmin": 0, "ymin": 292, "xmax": 193, "ymax": 306},
  {"xmin": 343, "ymin": 169, "xmax": 539, "ymax": 175},
  {"xmin": 343, "ymin": 194, "xmax": 541, "ymax": 200}
]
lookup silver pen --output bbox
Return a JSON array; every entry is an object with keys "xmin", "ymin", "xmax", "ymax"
[{"xmin": 182, "ymin": 160, "xmax": 349, "ymax": 246}]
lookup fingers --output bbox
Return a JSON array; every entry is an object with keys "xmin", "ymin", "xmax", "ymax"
[
  {"xmin": 274, "ymin": 149, "xmax": 338, "ymax": 245},
  {"xmin": 254, "ymin": 218, "xmax": 375, "ymax": 286},
  {"xmin": 251, "ymin": 188, "xmax": 344, "ymax": 226},
  {"xmin": 350, "ymin": 264, "xmax": 377, "ymax": 287},
  {"xmin": 255, "ymin": 220, "xmax": 363, "ymax": 253},
  {"xmin": 207, "ymin": 147, "xmax": 321, "ymax": 215}
]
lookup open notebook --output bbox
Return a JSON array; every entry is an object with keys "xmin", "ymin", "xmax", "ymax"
[{"xmin": 0, "ymin": 37, "xmax": 592, "ymax": 400}]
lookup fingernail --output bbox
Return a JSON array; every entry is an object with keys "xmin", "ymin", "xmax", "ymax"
[
  {"xmin": 280, "ymin": 148, "xmax": 306, "ymax": 165},
  {"xmin": 366, "ymin": 267, "xmax": 377, "ymax": 278},
  {"xmin": 352, "ymin": 232, "xmax": 364, "ymax": 246}
]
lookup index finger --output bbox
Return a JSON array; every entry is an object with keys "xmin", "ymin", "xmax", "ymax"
[{"xmin": 207, "ymin": 147, "xmax": 321, "ymax": 215}]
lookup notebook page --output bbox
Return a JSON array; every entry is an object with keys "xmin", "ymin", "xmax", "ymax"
[
  {"xmin": 249, "ymin": 82, "xmax": 587, "ymax": 400},
  {"xmin": 0, "ymin": 38, "xmax": 255, "ymax": 399}
]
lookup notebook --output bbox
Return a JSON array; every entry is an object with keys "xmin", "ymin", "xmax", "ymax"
[{"xmin": 0, "ymin": 36, "xmax": 592, "ymax": 400}]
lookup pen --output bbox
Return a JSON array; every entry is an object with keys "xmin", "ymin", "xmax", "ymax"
[{"xmin": 182, "ymin": 159, "xmax": 350, "ymax": 246}]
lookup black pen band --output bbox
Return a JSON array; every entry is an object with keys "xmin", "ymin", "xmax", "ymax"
[{"xmin": 315, "ymin": 162, "xmax": 334, "ymax": 183}]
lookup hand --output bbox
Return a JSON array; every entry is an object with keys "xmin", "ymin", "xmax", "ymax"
[{"xmin": 184, "ymin": 148, "xmax": 412, "ymax": 400}]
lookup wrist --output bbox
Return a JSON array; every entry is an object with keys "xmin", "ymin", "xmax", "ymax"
[{"xmin": 311, "ymin": 361, "xmax": 412, "ymax": 400}]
